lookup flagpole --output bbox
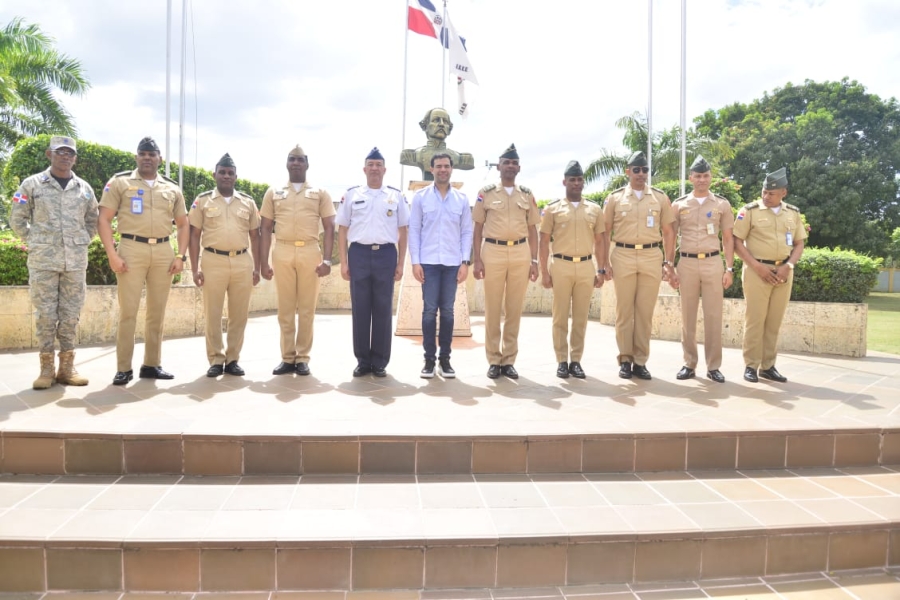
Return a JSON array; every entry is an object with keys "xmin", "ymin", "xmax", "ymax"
[
  {"xmin": 679, "ymin": 0, "xmax": 687, "ymax": 196},
  {"xmin": 647, "ymin": 0, "xmax": 653, "ymax": 187},
  {"xmin": 441, "ymin": 0, "xmax": 448, "ymax": 107},
  {"xmin": 165, "ymin": 0, "xmax": 171, "ymax": 178},
  {"xmin": 401, "ymin": 0, "xmax": 410, "ymax": 188},
  {"xmin": 178, "ymin": 0, "xmax": 187, "ymax": 189}
]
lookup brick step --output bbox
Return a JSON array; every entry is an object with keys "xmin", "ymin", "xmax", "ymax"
[{"xmin": 0, "ymin": 469, "xmax": 898, "ymax": 592}]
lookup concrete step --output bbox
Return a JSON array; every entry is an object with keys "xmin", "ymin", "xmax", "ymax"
[{"xmin": 1, "ymin": 468, "xmax": 898, "ymax": 592}]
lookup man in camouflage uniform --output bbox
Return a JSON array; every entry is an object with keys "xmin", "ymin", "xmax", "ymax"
[{"xmin": 10, "ymin": 136, "xmax": 99, "ymax": 389}]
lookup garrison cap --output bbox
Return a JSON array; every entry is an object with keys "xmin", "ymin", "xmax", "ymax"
[
  {"xmin": 626, "ymin": 151, "xmax": 648, "ymax": 167},
  {"xmin": 137, "ymin": 137, "xmax": 161, "ymax": 153},
  {"xmin": 288, "ymin": 145, "xmax": 306, "ymax": 158},
  {"xmin": 764, "ymin": 167, "xmax": 788, "ymax": 190},
  {"xmin": 216, "ymin": 153, "xmax": 236, "ymax": 169},
  {"xmin": 366, "ymin": 147, "xmax": 385, "ymax": 161},
  {"xmin": 564, "ymin": 160, "xmax": 583, "ymax": 177},
  {"xmin": 500, "ymin": 143, "xmax": 519, "ymax": 160},
  {"xmin": 689, "ymin": 155, "xmax": 711, "ymax": 173},
  {"xmin": 49, "ymin": 136, "xmax": 77, "ymax": 152}
]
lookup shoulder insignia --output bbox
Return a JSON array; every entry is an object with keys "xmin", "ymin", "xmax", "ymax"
[
  {"xmin": 113, "ymin": 170, "xmax": 132, "ymax": 178},
  {"xmin": 675, "ymin": 194, "xmax": 689, "ymax": 202},
  {"xmin": 610, "ymin": 186, "xmax": 626, "ymax": 194},
  {"xmin": 650, "ymin": 186, "xmax": 667, "ymax": 197},
  {"xmin": 160, "ymin": 175, "xmax": 178, "ymax": 185},
  {"xmin": 198, "ymin": 190, "xmax": 213, "ymax": 197},
  {"xmin": 785, "ymin": 202, "xmax": 800, "ymax": 212},
  {"xmin": 347, "ymin": 185, "xmax": 360, "ymax": 191},
  {"xmin": 387, "ymin": 186, "xmax": 401, "ymax": 192},
  {"xmin": 236, "ymin": 190, "xmax": 253, "ymax": 200},
  {"xmin": 547, "ymin": 199, "xmax": 561, "ymax": 206},
  {"xmin": 480, "ymin": 183, "xmax": 497, "ymax": 193},
  {"xmin": 713, "ymin": 193, "xmax": 728, "ymax": 202},
  {"xmin": 745, "ymin": 201, "xmax": 760, "ymax": 210},
  {"xmin": 517, "ymin": 184, "xmax": 532, "ymax": 194}
]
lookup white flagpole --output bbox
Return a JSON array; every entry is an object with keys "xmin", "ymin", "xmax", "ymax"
[
  {"xmin": 647, "ymin": 0, "xmax": 653, "ymax": 187},
  {"xmin": 165, "ymin": 0, "xmax": 171, "ymax": 177},
  {"xmin": 401, "ymin": 0, "xmax": 410, "ymax": 188},
  {"xmin": 679, "ymin": 0, "xmax": 687, "ymax": 196},
  {"xmin": 442, "ymin": 0, "xmax": 448, "ymax": 107},
  {"xmin": 178, "ymin": 0, "xmax": 187, "ymax": 189}
]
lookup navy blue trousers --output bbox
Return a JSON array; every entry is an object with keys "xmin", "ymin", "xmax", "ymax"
[{"xmin": 349, "ymin": 242, "xmax": 397, "ymax": 369}]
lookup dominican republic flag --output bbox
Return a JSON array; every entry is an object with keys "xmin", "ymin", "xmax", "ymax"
[
  {"xmin": 13, "ymin": 192, "xmax": 28, "ymax": 204},
  {"xmin": 408, "ymin": 0, "xmax": 441, "ymax": 38}
]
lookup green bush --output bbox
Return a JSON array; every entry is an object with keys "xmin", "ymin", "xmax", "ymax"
[
  {"xmin": 0, "ymin": 232, "xmax": 29, "ymax": 285},
  {"xmin": 722, "ymin": 247, "xmax": 879, "ymax": 303}
]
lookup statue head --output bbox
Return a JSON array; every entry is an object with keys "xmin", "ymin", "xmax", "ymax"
[{"xmin": 419, "ymin": 107, "xmax": 453, "ymax": 141}]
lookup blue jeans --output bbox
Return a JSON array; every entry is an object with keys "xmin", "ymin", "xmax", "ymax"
[{"xmin": 421, "ymin": 264, "xmax": 459, "ymax": 360}]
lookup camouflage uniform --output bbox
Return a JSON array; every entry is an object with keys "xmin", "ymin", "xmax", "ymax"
[{"xmin": 10, "ymin": 168, "xmax": 99, "ymax": 353}]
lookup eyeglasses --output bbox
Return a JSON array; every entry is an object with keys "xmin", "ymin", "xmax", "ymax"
[
  {"xmin": 53, "ymin": 149, "xmax": 77, "ymax": 157},
  {"xmin": 630, "ymin": 167, "xmax": 649, "ymax": 174},
  {"xmin": 287, "ymin": 156, "xmax": 306, "ymax": 163}
]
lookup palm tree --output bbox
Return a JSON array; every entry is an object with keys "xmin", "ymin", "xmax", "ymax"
[
  {"xmin": 584, "ymin": 112, "xmax": 732, "ymax": 188},
  {"xmin": 0, "ymin": 17, "xmax": 90, "ymax": 153}
]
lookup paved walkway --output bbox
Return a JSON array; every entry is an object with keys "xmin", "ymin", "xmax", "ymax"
[{"xmin": 1, "ymin": 312, "xmax": 898, "ymax": 437}]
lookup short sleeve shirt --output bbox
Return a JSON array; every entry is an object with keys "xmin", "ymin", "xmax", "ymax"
[
  {"xmin": 472, "ymin": 182, "xmax": 541, "ymax": 240},
  {"xmin": 335, "ymin": 185, "xmax": 409, "ymax": 244},
  {"xmin": 188, "ymin": 189, "xmax": 260, "ymax": 251},
  {"xmin": 733, "ymin": 201, "xmax": 808, "ymax": 261},
  {"xmin": 539, "ymin": 199, "xmax": 605, "ymax": 256},
  {"xmin": 672, "ymin": 193, "xmax": 734, "ymax": 254},
  {"xmin": 603, "ymin": 186, "xmax": 675, "ymax": 245},
  {"xmin": 99, "ymin": 170, "xmax": 186, "ymax": 237},
  {"xmin": 259, "ymin": 182, "xmax": 335, "ymax": 242}
]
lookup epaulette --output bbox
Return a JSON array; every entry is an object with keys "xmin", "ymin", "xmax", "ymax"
[
  {"xmin": 675, "ymin": 194, "xmax": 690, "ymax": 202},
  {"xmin": 745, "ymin": 201, "xmax": 760, "ymax": 210},
  {"xmin": 346, "ymin": 185, "xmax": 360, "ymax": 191},
  {"xmin": 236, "ymin": 190, "xmax": 254, "ymax": 200},
  {"xmin": 387, "ymin": 186, "xmax": 401, "ymax": 192},
  {"xmin": 160, "ymin": 175, "xmax": 178, "ymax": 185},
  {"xmin": 651, "ymin": 186, "xmax": 666, "ymax": 195},
  {"xmin": 480, "ymin": 183, "xmax": 497, "ymax": 193},
  {"xmin": 197, "ymin": 190, "xmax": 213, "ymax": 197},
  {"xmin": 113, "ymin": 170, "xmax": 132, "ymax": 178},
  {"xmin": 610, "ymin": 186, "xmax": 626, "ymax": 194},
  {"xmin": 517, "ymin": 184, "xmax": 532, "ymax": 194},
  {"xmin": 785, "ymin": 202, "xmax": 800, "ymax": 212},
  {"xmin": 547, "ymin": 199, "xmax": 561, "ymax": 206}
]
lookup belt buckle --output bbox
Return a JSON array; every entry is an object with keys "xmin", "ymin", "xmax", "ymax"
[
  {"xmin": 228, "ymin": 250, "xmax": 237, "ymax": 257},
  {"xmin": 572, "ymin": 256, "xmax": 581, "ymax": 262},
  {"xmin": 634, "ymin": 244, "xmax": 644, "ymax": 250},
  {"xmin": 506, "ymin": 240, "xmax": 515, "ymax": 246},
  {"xmin": 697, "ymin": 253, "xmax": 706, "ymax": 259},
  {"xmin": 147, "ymin": 237, "xmax": 158, "ymax": 244},
  {"xmin": 372, "ymin": 244, "xmax": 380, "ymax": 251},
  {"xmin": 774, "ymin": 260, "xmax": 783, "ymax": 266},
  {"xmin": 294, "ymin": 241, "xmax": 305, "ymax": 247}
]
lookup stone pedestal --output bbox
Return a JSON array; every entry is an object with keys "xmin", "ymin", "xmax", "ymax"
[{"xmin": 394, "ymin": 180, "xmax": 472, "ymax": 337}]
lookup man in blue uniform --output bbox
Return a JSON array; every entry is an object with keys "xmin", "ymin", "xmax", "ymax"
[{"xmin": 336, "ymin": 147, "xmax": 409, "ymax": 377}]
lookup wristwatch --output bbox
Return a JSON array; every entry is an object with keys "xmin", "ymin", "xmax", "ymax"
[
  {"xmin": 662, "ymin": 260, "xmax": 672, "ymax": 267},
  {"xmin": 323, "ymin": 259, "xmax": 332, "ymax": 266},
  {"xmin": 531, "ymin": 258, "xmax": 539, "ymax": 264},
  {"xmin": 786, "ymin": 262, "xmax": 794, "ymax": 270},
  {"xmin": 596, "ymin": 269, "xmax": 607, "ymax": 275},
  {"xmin": 177, "ymin": 254, "xmax": 187, "ymax": 261},
  {"xmin": 726, "ymin": 267, "xmax": 734, "ymax": 273},
  {"xmin": 462, "ymin": 260, "xmax": 472, "ymax": 266}
]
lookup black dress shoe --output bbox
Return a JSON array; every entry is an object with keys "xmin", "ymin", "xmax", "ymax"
[
  {"xmin": 759, "ymin": 366, "xmax": 787, "ymax": 383},
  {"xmin": 353, "ymin": 365, "xmax": 372, "ymax": 377},
  {"xmin": 224, "ymin": 361, "xmax": 245, "ymax": 376},
  {"xmin": 295, "ymin": 362, "xmax": 310, "ymax": 376},
  {"xmin": 632, "ymin": 364, "xmax": 652, "ymax": 380},
  {"xmin": 372, "ymin": 367, "xmax": 387, "ymax": 378},
  {"xmin": 568, "ymin": 361, "xmax": 586, "ymax": 379},
  {"xmin": 706, "ymin": 369, "xmax": 725, "ymax": 383},
  {"xmin": 501, "ymin": 365, "xmax": 519, "ymax": 379},
  {"xmin": 207, "ymin": 364, "xmax": 224, "ymax": 377},
  {"xmin": 744, "ymin": 367, "xmax": 759, "ymax": 382},
  {"xmin": 272, "ymin": 361, "xmax": 295, "ymax": 375},
  {"xmin": 112, "ymin": 370, "xmax": 133, "ymax": 385},
  {"xmin": 139, "ymin": 365, "xmax": 174, "ymax": 379},
  {"xmin": 619, "ymin": 362, "xmax": 633, "ymax": 379},
  {"xmin": 487, "ymin": 364, "xmax": 502, "ymax": 379},
  {"xmin": 556, "ymin": 362, "xmax": 570, "ymax": 378},
  {"xmin": 676, "ymin": 366, "xmax": 695, "ymax": 380}
]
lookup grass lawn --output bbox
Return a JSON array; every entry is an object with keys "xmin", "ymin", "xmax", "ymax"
[{"xmin": 866, "ymin": 292, "xmax": 900, "ymax": 355}]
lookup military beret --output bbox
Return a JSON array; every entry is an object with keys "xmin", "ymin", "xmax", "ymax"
[
  {"xmin": 764, "ymin": 167, "xmax": 788, "ymax": 190},
  {"xmin": 689, "ymin": 155, "xmax": 711, "ymax": 173},
  {"xmin": 500, "ymin": 143, "xmax": 519, "ymax": 160},
  {"xmin": 216, "ymin": 153, "xmax": 236, "ymax": 169},
  {"xmin": 137, "ymin": 137, "xmax": 160, "ymax": 153},
  {"xmin": 564, "ymin": 160, "xmax": 583, "ymax": 177},
  {"xmin": 626, "ymin": 151, "xmax": 648, "ymax": 167},
  {"xmin": 49, "ymin": 136, "xmax": 77, "ymax": 152},
  {"xmin": 366, "ymin": 147, "xmax": 385, "ymax": 161},
  {"xmin": 288, "ymin": 145, "xmax": 306, "ymax": 158}
]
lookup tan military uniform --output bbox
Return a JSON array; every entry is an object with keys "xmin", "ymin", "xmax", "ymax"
[
  {"xmin": 673, "ymin": 194, "xmax": 734, "ymax": 371},
  {"xmin": 603, "ymin": 185, "xmax": 675, "ymax": 365},
  {"xmin": 540, "ymin": 198, "xmax": 605, "ymax": 363},
  {"xmin": 733, "ymin": 200, "xmax": 807, "ymax": 369},
  {"xmin": 99, "ymin": 170, "xmax": 186, "ymax": 371},
  {"xmin": 260, "ymin": 182, "xmax": 335, "ymax": 362},
  {"xmin": 189, "ymin": 189, "xmax": 260, "ymax": 365},
  {"xmin": 473, "ymin": 182, "xmax": 541, "ymax": 366}
]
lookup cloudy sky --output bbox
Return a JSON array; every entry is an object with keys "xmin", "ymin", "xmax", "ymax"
[{"xmin": 3, "ymin": 0, "xmax": 900, "ymax": 201}]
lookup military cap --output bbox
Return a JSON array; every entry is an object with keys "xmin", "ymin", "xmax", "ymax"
[
  {"xmin": 764, "ymin": 167, "xmax": 788, "ymax": 190},
  {"xmin": 366, "ymin": 147, "xmax": 385, "ymax": 161},
  {"xmin": 49, "ymin": 136, "xmax": 77, "ymax": 152},
  {"xmin": 689, "ymin": 155, "xmax": 711, "ymax": 173},
  {"xmin": 564, "ymin": 160, "xmax": 583, "ymax": 177},
  {"xmin": 500, "ymin": 143, "xmax": 519, "ymax": 160},
  {"xmin": 626, "ymin": 151, "xmax": 648, "ymax": 167},
  {"xmin": 288, "ymin": 145, "xmax": 306, "ymax": 157},
  {"xmin": 216, "ymin": 153, "xmax": 236, "ymax": 168},
  {"xmin": 137, "ymin": 137, "xmax": 161, "ymax": 152}
]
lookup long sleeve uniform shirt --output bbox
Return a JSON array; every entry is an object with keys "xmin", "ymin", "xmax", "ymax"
[{"xmin": 408, "ymin": 184, "xmax": 473, "ymax": 267}]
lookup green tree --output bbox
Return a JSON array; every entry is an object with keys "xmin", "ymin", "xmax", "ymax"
[
  {"xmin": 695, "ymin": 79, "xmax": 900, "ymax": 256},
  {"xmin": 0, "ymin": 17, "xmax": 89, "ymax": 153}
]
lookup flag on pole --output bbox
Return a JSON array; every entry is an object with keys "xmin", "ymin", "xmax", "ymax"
[
  {"xmin": 408, "ymin": 0, "xmax": 442, "ymax": 38},
  {"xmin": 456, "ymin": 77, "xmax": 469, "ymax": 120},
  {"xmin": 440, "ymin": 14, "xmax": 478, "ymax": 84}
]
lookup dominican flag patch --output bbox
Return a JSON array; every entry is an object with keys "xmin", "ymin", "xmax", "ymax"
[
  {"xmin": 476, "ymin": 193, "xmax": 483, "ymax": 202},
  {"xmin": 13, "ymin": 192, "xmax": 28, "ymax": 204},
  {"xmin": 737, "ymin": 209, "xmax": 746, "ymax": 220},
  {"xmin": 191, "ymin": 200, "xmax": 198, "ymax": 209},
  {"xmin": 103, "ymin": 182, "xmax": 111, "ymax": 193}
]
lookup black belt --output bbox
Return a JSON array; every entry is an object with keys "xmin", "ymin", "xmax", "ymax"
[
  {"xmin": 759, "ymin": 257, "xmax": 790, "ymax": 266},
  {"xmin": 485, "ymin": 237, "xmax": 527, "ymax": 246},
  {"xmin": 552, "ymin": 253, "xmax": 592, "ymax": 263},
  {"xmin": 351, "ymin": 242, "xmax": 394, "ymax": 250},
  {"xmin": 205, "ymin": 247, "xmax": 247, "ymax": 257},
  {"xmin": 615, "ymin": 242, "xmax": 661, "ymax": 249},
  {"xmin": 680, "ymin": 251, "xmax": 720, "ymax": 259},
  {"xmin": 121, "ymin": 233, "xmax": 170, "ymax": 244}
]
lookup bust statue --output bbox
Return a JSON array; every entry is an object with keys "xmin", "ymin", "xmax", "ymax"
[{"xmin": 400, "ymin": 107, "xmax": 475, "ymax": 180}]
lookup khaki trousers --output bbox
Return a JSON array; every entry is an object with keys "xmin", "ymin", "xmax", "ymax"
[
  {"xmin": 482, "ymin": 242, "xmax": 531, "ymax": 366},
  {"xmin": 115, "ymin": 239, "xmax": 174, "ymax": 371},
  {"xmin": 201, "ymin": 250, "xmax": 253, "ymax": 365},
  {"xmin": 550, "ymin": 258, "xmax": 594, "ymax": 362},
  {"xmin": 676, "ymin": 256, "xmax": 724, "ymax": 370},
  {"xmin": 742, "ymin": 265, "xmax": 792, "ymax": 369},
  {"xmin": 610, "ymin": 246, "xmax": 662, "ymax": 365},
  {"xmin": 273, "ymin": 242, "xmax": 322, "ymax": 362}
]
